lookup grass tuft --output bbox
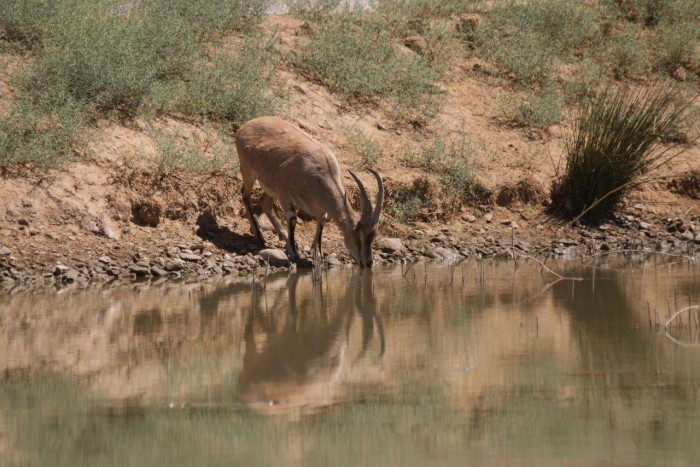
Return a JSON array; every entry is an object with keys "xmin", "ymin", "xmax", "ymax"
[{"xmin": 551, "ymin": 84, "xmax": 694, "ymax": 223}]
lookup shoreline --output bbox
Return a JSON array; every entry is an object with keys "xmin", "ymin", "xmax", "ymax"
[{"xmin": 1, "ymin": 212, "xmax": 697, "ymax": 294}]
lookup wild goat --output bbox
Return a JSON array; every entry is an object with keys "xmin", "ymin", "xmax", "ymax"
[{"xmin": 235, "ymin": 116, "xmax": 384, "ymax": 268}]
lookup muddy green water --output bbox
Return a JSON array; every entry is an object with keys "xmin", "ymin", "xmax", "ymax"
[{"xmin": 0, "ymin": 256, "xmax": 698, "ymax": 466}]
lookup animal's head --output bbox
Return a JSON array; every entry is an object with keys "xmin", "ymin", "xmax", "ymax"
[{"xmin": 345, "ymin": 169, "xmax": 384, "ymax": 268}]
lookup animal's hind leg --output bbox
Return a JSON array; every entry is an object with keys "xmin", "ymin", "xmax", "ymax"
[
  {"xmin": 260, "ymin": 193, "xmax": 287, "ymax": 242},
  {"xmin": 241, "ymin": 181, "xmax": 265, "ymax": 248}
]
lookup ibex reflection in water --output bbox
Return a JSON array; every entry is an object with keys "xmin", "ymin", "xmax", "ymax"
[
  {"xmin": 235, "ymin": 116, "xmax": 384, "ymax": 268},
  {"xmin": 239, "ymin": 272, "xmax": 384, "ymax": 415}
]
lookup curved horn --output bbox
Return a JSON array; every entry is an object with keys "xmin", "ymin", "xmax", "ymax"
[
  {"xmin": 367, "ymin": 168, "xmax": 384, "ymax": 226},
  {"xmin": 349, "ymin": 170, "xmax": 373, "ymax": 226}
]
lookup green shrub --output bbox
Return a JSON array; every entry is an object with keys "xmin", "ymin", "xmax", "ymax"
[
  {"xmin": 296, "ymin": 12, "xmax": 439, "ymax": 122},
  {"xmin": 551, "ymin": 85, "xmax": 693, "ymax": 222},
  {"xmin": 477, "ymin": 0, "xmax": 596, "ymax": 84},
  {"xmin": 0, "ymin": 0, "xmax": 62, "ymax": 49},
  {"xmin": 386, "ymin": 181, "xmax": 432, "ymax": 224},
  {"xmin": 163, "ymin": 38, "xmax": 279, "ymax": 129},
  {"xmin": 148, "ymin": 0, "xmax": 272, "ymax": 36},
  {"xmin": 0, "ymin": 99, "xmax": 84, "ymax": 170},
  {"xmin": 407, "ymin": 138, "xmax": 490, "ymax": 209},
  {"xmin": 21, "ymin": 3, "xmax": 198, "ymax": 116}
]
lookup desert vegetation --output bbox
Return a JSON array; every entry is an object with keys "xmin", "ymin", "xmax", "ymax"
[{"xmin": 0, "ymin": 0, "xmax": 698, "ymax": 223}]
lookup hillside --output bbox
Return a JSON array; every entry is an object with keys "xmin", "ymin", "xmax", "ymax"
[{"xmin": 0, "ymin": 0, "xmax": 698, "ymax": 290}]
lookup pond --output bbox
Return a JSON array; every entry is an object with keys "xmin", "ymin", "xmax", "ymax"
[{"xmin": 0, "ymin": 255, "xmax": 698, "ymax": 466}]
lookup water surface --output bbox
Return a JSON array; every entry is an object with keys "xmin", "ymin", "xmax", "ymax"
[{"xmin": 1, "ymin": 256, "xmax": 698, "ymax": 466}]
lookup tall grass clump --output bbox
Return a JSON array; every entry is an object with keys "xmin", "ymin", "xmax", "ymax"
[
  {"xmin": 551, "ymin": 85, "xmax": 693, "ymax": 223},
  {"xmin": 296, "ymin": 11, "xmax": 439, "ymax": 122}
]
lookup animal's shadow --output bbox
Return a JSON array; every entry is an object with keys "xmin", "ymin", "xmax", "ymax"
[{"xmin": 195, "ymin": 209, "xmax": 315, "ymax": 268}]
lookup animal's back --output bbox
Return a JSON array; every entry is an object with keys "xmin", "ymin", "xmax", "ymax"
[
  {"xmin": 236, "ymin": 116, "xmax": 341, "ymax": 183},
  {"xmin": 235, "ymin": 117, "xmax": 346, "ymax": 218}
]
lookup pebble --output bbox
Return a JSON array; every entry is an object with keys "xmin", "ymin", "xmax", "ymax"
[
  {"xmin": 53, "ymin": 264, "xmax": 70, "ymax": 275},
  {"xmin": 425, "ymin": 247, "xmax": 459, "ymax": 260},
  {"xmin": 0, "ymin": 246, "xmax": 10, "ymax": 257},
  {"xmin": 484, "ymin": 213, "xmax": 493, "ymax": 223}
]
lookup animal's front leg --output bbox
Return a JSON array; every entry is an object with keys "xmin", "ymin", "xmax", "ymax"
[
  {"xmin": 285, "ymin": 208, "xmax": 300, "ymax": 261},
  {"xmin": 312, "ymin": 220, "xmax": 325, "ymax": 260}
]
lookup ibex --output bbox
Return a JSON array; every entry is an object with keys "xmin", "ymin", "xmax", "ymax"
[{"xmin": 235, "ymin": 116, "xmax": 384, "ymax": 268}]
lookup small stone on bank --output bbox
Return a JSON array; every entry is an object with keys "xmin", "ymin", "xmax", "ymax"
[
  {"xmin": 180, "ymin": 252, "xmax": 202, "ymax": 262},
  {"xmin": 376, "ymin": 237, "xmax": 405, "ymax": 254},
  {"xmin": 258, "ymin": 249, "xmax": 290, "ymax": 267}
]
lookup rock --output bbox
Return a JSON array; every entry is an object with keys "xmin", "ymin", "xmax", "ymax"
[
  {"xmin": 695, "ymin": 234, "xmax": 700, "ymax": 245},
  {"xmin": 258, "ymin": 249, "xmax": 290, "ymax": 267},
  {"xmin": 425, "ymin": 247, "xmax": 459, "ymax": 260},
  {"xmin": 638, "ymin": 221, "xmax": 652, "ymax": 230},
  {"xmin": 164, "ymin": 260, "xmax": 184, "ymax": 271},
  {"xmin": 599, "ymin": 224, "xmax": 610, "ymax": 231},
  {"xmin": 404, "ymin": 35, "xmax": 427, "ymax": 53},
  {"xmin": 500, "ymin": 219, "xmax": 512, "ymax": 226},
  {"xmin": 672, "ymin": 66, "xmax": 687, "ymax": 82},
  {"xmin": 54, "ymin": 264, "xmax": 70, "ymax": 276},
  {"xmin": 129, "ymin": 265, "xmax": 151, "ymax": 276},
  {"xmin": 376, "ymin": 237, "xmax": 405, "ymax": 254},
  {"xmin": 0, "ymin": 246, "xmax": 11, "ymax": 257},
  {"xmin": 180, "ymin": 253, "xmax": 202, "ymax": 262},
  {"xmin": 63, "ymin": 270, "xmax": 79, "ymax": 283},
  {"xmin": 150, "ymin": 266, "xmax": 168, "ymax": 277},
  {"xmin": 462, "ymin": 214, "xmax": 477, "ymax": 223},
  {"xmin": 681, "ymin": 231, "xmax": 694, "ymax": 241},
  {"xmin": 558, "ymin": 238, "xmax": 578, "ymax": 246},
  {"xmin": 98, "ymin": 256, "xmax": 112, "ymax": 264},
  {"xmin": 99, "ymin": 214, "xmax": 121, "ymax": 240},
  {"xmin": 484, "ymin": 213, "xmax": 493, "ymax": 223}
]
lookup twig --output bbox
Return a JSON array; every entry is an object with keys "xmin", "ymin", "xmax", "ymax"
[
  {"xmin": 665, "ymin": 305, "xmax": 700, "ymax": 329},
  {"xmin": 514, "ymin": 252, "xmax": 583, "ymax": 281},
  {"xmin": 402, "ymin": 259, "xmax": 416, "ymax": 279}
]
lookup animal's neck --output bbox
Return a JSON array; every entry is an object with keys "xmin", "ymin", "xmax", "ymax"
[{"xmin": 328, "ymin": 200, "xmax": 358, "ymax": 239}]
